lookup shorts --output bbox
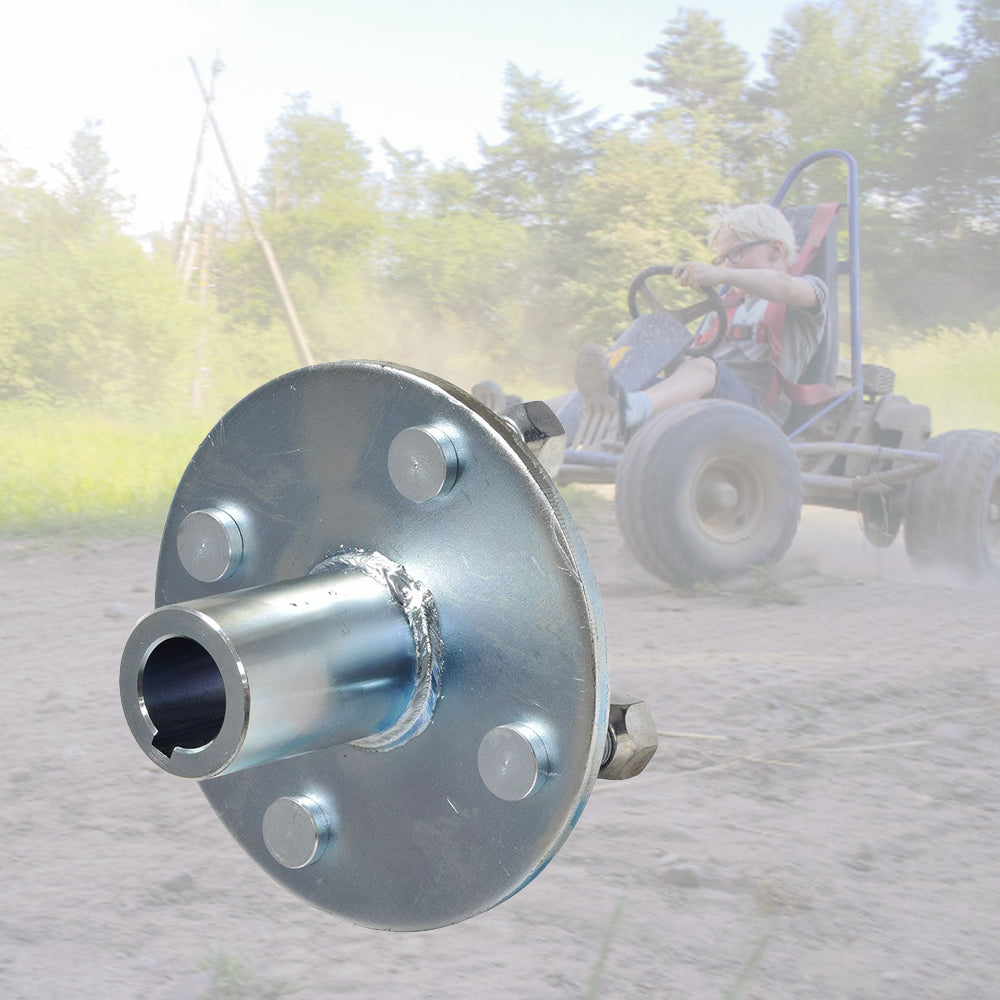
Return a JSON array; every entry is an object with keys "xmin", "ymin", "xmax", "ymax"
[{"xmin": 709, "ymin": 360, "xmax": 764, "ymax": 410}]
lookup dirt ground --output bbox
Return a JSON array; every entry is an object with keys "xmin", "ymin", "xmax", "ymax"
[{"xmin": 2, "ymin": 497, "xmax": 998, "ymax": 1000}]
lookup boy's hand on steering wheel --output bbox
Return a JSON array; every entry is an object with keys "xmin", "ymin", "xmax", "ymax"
[{"xmin": 672, "ymin": 261, "xmax": 726, "ymax": 289}]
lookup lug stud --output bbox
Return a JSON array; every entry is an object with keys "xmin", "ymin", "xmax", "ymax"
[
  {"xmin": 176, "ymin": 508, "xmax": 244, "ymax": 583},
  {"xmin": 478, "ymin": 724, "xmax": 550, "ymax": 801},
  {"xmin": 388, "ymin": 425, "xmax": 459, "ymax": 503},
  {"xmin": 262, "ymin": 795, "xmax": 333, "ymax": 869}
]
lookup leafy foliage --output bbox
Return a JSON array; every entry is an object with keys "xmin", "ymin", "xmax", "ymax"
[
  {"xmin": 753, "ymin": 0, "xmax": 931, "ymax": 175},
  {"xmin": 571, "ymin": 114, "xmax": 739, "ymax": 339},
  {"xmin": 0, "ymin": 152, "xmax": 199, "ymax": 410},
  {"xmin": 635, "ymin": 8, "xmax": 752, "ymax": 118},
  {"xmin": 218, "ymin": 95, "xmax": 383, "ymax": 359},
  {"xmin": 887, "ymin": 0, "xmax": 1000, "ymax": 327},
  {"xmin": 633, "ymin": 9, "xmax": 768, "ymax": 195},
  {"xmin": 56, "ymin": 121, "xmax": 134, "ymax": 232},
  {"xmin": 0, "ymin": 1, "xmax": 996, "ymax": 432},
  {"xmin": 377, "ymin": 145, "xmax": 531, "ymax": 372},
  {"xmin": 477, "ymin": 63, "xmax": 601, "ymax": 230}
]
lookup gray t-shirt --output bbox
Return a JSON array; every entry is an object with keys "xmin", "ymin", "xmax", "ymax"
[{"xmin": 711, "ymin": 274, "xmax": 828, "ymax": 424}]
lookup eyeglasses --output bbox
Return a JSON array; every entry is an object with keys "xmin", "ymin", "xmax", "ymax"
[{"xmin": 712, "ymin": 240, "xmax": 770, "ymax": 267}]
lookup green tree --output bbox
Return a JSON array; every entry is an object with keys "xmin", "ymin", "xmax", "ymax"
[
  {"xmin": 753, "ymin": 0, "xmax": 932, "ymax": 197},
  {"xmin": 473, "ymin": 64, "xmax": 607, "ymax": 374},
  {"xmin": 886, "ymin": 0, "xmax": 1000, "ymax": 326},
  {"xmin": 217, "ymin": 96, "xmax": 382, "ymax": 359},
  {"xmin": 56, "ymin": 121, "xmax": 133, "ymax": 234},
  {"xmin": 746, "ymin": 0, "xmax": 946, "ymax": 332},
  {"xmin": 476, "ymin": 63, "xmax": 601, "ymax": 230},
  {"xmin": 377, "ymin": 144, "xmax": 531, "ymax": 376},
  {"xmin": 0, "ymin": 140, "xmax": 200, "ymax": 410},
  {"xmin": 632, "ymin": 9, "xmax": 769, "ymax": 199},
  {"xmin": 931, "ymin": 0, "xmax": 1000, "ymax": 218},
  {"xmin": 571, "ymin": 116, "xmax": 738, "ymax": 341},
  {"xmin": 926, "ymin": 0, "xmax": 1000, "ymax": 229},
  {"xmin": 634, "ymin": 8, "xmax": 751, "ymax": 117}
]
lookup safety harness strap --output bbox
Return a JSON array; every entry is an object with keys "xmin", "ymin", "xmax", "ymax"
[{"xmin": 760, "ymin": 202, "xmax": 841, "ymax": 407}]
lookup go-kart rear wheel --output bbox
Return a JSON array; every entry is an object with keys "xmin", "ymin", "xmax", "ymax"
[
  {"xmin": 904, "ymin": 429, "xmax": 1000, "ymax": 582},
  {"xmin": 616, "ymin": 400, "xmax": 803, "ymax": 587}
]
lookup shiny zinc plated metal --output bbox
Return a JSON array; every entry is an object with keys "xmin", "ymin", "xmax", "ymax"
[{"xmin": 119, "ymin": 361, "xmax": 655, "ymax": 931}]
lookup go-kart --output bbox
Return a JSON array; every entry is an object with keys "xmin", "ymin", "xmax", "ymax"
[{"xmin": 550, "ymin": 149, "xmax": 1000, "ymax": 587}]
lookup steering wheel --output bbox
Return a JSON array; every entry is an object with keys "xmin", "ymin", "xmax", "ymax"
[{"xmin": 627, "ymin": 265, "xmax": 727, "ymax": 356}]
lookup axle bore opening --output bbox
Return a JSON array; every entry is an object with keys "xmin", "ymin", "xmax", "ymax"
[{"xmin": 141, "ymin": 636, "xmax": 226, "ymax": 757}]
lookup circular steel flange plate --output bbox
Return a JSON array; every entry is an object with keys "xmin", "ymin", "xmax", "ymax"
[{"xmin": 153, "ymin": 362, "xmax": 609, "ymax": 930}]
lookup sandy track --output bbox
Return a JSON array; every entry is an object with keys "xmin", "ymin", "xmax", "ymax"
[{"xmin": 2, "ymin": 502, "xmax": 998, "ymax": 999}]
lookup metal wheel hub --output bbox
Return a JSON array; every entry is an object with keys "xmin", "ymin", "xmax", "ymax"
[
  {"xmin": 118, "ymin": 362, "xmax": 654, "ymax": 930},
  {"xmin": 693, "ymin": 456, "xmax": 764, "ymax": 543}
]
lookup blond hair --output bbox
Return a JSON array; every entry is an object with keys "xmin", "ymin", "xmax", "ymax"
[{"xmin": 708, "ymin": 204, "xmax": 797, "ymax": 268}]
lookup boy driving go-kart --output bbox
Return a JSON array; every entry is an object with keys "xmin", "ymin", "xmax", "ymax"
[
  {"xmin": 574, "ymin": 203, "xmax": 828, "ymax": 435},
  {"xmin": 473, "ymin": 149, "xmax": 1000, "ymax": 590}
]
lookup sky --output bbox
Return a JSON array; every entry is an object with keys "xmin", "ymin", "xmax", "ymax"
[{"xmin": 1, "ymin": 0, "xmax": 964, "ymax": 236}]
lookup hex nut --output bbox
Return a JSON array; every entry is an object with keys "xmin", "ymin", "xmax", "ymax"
[
  {"xmin": 599, "ymin": 693, "xmax": 658, "ymax": 780},
  {"xmin": 500, "ymin": 401, "xmax": 566, "ymax": 478}
]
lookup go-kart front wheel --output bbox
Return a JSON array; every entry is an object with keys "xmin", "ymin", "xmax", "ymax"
[{"xmin": 616, "ymin": 400, "xmax": 803, "ymax": 587}]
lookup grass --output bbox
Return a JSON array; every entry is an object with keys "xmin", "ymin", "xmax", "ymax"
[
  {"xmin": 0, "ymin": 403, "xmax": 210, "ymax": 536},
  {"xmin": 721, "ymin": 918, "xmax": 781, "ymax": 1000},
  {"xmin": 736, "ymin": 566, "xmax": 803, "ymax": 606},
  {"xmin": 585, "ymin": 899, "xmax": 626, "ymax": 999},
  {"xmin": 196, "ymin": 951, "xmax": 300, "ymax": 999},
  {"xmin": 869, "ymin": 324, "xmax": 1000, "ymax": 433},
  {"xmin": 2, "ymin": 323, "xmax": 998, "ymax": 536},
  {"xmin": 0, "ymin": 401, "xmax": 617, "ymax": 538}
]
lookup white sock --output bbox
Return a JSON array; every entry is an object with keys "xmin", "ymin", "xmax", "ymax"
[{"xmin": 624, "ymin": 391, "xmax": 654, "ymax": 429}]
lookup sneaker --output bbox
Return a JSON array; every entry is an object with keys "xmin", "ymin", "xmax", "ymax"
[
  {"xmin": 576, "ymin": 343, "xmax": 626, "ymax": 418},
  {"xmin": 573, "ymin": 343, "xmax": 628, "ymax": 446}
]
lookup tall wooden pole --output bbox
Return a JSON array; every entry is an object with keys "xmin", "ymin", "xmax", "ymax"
[
  {"xmin": 189, "ymin": 57, "xmax": 315, "ymax": 367},
  {"xmin": 191, "ymin": 220, "xmax": 212, "ymax": 412},
  {"xmin": 177, "ymin": 53, "xmax": 221, "ymax": 286}
]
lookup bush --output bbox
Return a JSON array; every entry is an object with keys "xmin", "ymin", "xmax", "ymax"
[
  {"xmin": 0, "ymin": 404, "xmax": 209, "ymax": 535},
  {"xmin": 869, "ymin": 325, "xmax": 1000, "ymax": 433}
]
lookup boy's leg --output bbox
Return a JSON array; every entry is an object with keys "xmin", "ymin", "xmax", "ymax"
[
  {"xmin": 644, "ymin": 358, "xmax": 763, "ymax": 417},
  {"xmin": 577, "ymin": 350, "xmax": 765, "ymax": 433},
  {"xmin": 644, "ymin": 356, "xmax": 718, "ymax": 415},
  {"xmin": 577, "ymin": 354, "xmax": 718, "ymax": 430}
]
